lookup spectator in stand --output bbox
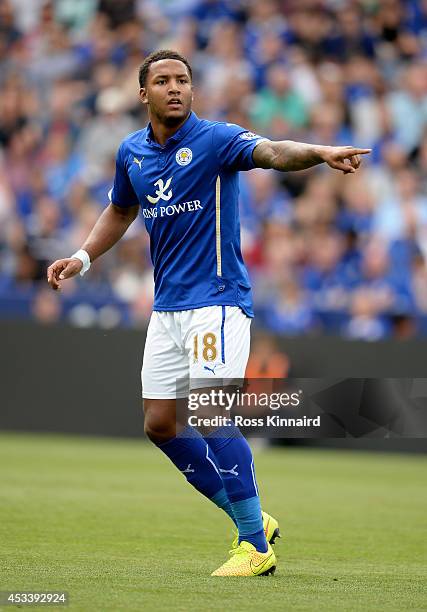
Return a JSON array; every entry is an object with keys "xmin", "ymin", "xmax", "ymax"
[
  {"xmin": 358, "ymin": 238, "xmax": 415, "ymax": 317},
  {"xmin": 322, "ymin": 5, "xmax": 376, "ymax": 61},
  {"xmin": 263, "ymin": 276, "xmax": 317, "ymax": 336},
  {"xmin": 373, "ymin": 168, "xmax": 427, "ymax": 243},
  {"xmin": 250, "ymin": 62, "xmax": 308, "ymax": 137},
  {"xmin": 78, "ymin": 87, "xmax": 138, "ymax": 186},
  {"xmin": 386, "ymin": 63, "xmax": 427, "ymax": 154},
  {"xmin": 301, "ymin": 227, "xmax": 350, "ymax": 313},
  {"xmin": 344, "ymin": 287, "xmax": 391, "ymax": 341}
]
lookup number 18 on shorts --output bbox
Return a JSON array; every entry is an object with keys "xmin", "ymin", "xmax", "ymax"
[{"xmin": 142, "ymin": 306, "xmax": 251, "ymax": 399}]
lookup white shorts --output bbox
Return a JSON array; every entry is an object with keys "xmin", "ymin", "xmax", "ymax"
[{"xmin": 142, "ymin": 306, "xmax": 251, "ymax": 399}]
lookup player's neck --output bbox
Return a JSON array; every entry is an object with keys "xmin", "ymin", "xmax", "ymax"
[{"xmin": 149, "ymin": 113, "xmax": 190, "ymax": 146}]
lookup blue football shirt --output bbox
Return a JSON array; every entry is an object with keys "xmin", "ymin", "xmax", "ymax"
[{"xmin": 110, "ymin": 112, "xmax": 268, "ymax": 317}]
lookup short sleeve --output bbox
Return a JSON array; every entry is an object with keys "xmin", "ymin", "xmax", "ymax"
[
  {"xmin": 212, "ymin": 123, "xmax": 269, "ymax": 171},
  {"xmin": 108, "ymin": 142, "xmax": 140, "ymax": 207}
]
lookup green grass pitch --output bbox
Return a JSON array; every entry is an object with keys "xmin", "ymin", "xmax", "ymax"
[{"xmin": 0, "ymin": 433, "xmax": 426, "ymax": 611}]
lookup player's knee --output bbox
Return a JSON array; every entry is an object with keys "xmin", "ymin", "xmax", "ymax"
[
  {"xmin": 143, "ymin": 403, "xmax": 176, "ymax": 443},
  {"xmin": 144, "ymin": 416, "xmax": 175, "ymax": 443}
]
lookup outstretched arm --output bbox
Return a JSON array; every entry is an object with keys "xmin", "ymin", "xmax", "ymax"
[
  {"xmin": 47, "ymin": 203, "xmax": 139, "ymax": 291},
  {"xmin": 252, "ymin": 140, "xmax": 371, "ymax": 174}
]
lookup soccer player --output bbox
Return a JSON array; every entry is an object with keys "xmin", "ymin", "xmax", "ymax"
[{"xmin": 47, "ymin": 50, "xmax": 370, "ymax": 576}]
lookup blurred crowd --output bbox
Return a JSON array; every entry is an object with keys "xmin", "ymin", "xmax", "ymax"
[{"xmin": 2, "ymin": 0, "xmax": 427, "ymax": 340}]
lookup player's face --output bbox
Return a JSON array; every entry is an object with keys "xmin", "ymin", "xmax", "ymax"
[{"xmin": 140, "ymin": 59, "xmax": 193, "ymax": 126}]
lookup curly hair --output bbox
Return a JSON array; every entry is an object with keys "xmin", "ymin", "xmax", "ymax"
[{"xmin": 138, "ymin": 50, "xmax": 193, "ymax": 88}]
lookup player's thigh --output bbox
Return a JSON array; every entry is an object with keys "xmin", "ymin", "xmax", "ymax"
[
  {"xmin": 185, "ymin": 306, "xmax": 251, "ymax": 381},
  {"xmin": 142, "ymin": 312, "xmax": 189, "ymax": 400}
]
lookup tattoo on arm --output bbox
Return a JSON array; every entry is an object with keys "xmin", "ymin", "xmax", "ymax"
[{"xmin": 253, "ymin": 140, "xmax": 326, "ymax": 172}]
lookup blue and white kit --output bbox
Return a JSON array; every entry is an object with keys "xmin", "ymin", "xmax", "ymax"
[{"xmin": 109, "ymin": 112, "xmax": 267, "ymax": 397}]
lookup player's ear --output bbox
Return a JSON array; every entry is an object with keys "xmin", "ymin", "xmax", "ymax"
[{"xmin": 139, "ymin": 88, "xmax": 148, "ymax": 104}]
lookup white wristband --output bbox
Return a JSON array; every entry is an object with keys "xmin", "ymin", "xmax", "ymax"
[{"xmin": 71, "ymin": 249, "xmax": 91, "ymax": 276}]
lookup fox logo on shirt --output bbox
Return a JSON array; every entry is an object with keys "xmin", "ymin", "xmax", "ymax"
[{"xmin": 146, "ymin": 177, "xmax": 173, "ymax": 204}]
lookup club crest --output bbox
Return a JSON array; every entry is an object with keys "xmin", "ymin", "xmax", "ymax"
[{"xmin": 176, "ymin": 147, "xmax": 193, "ymax": 166}]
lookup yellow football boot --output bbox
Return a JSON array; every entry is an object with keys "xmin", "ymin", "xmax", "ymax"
[
  {"xmin": 231, "ymin": 511, "xmax": 281, "ymax": 549},
  {"xmin": 211, "ymin": 541, "xmax": 276, "ymax": 576}
]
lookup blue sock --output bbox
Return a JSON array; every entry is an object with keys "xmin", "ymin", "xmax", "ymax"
[
  {"xmin": 156, "ymin": 425, "xmax": 236, "ymax": 525},
  {"xmin": 205, "ymin": 422, "xmax": 267, "ymax": 553}
]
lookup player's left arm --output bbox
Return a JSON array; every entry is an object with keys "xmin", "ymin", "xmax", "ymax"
[{"xmin": 252, "ymin": 140, "xmax": 371, "ymax": 174}]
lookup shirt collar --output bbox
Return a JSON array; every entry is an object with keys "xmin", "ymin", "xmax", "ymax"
[{"xmin": 145, "ymin": 111, "xmax": 199, "ymax": 147}]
